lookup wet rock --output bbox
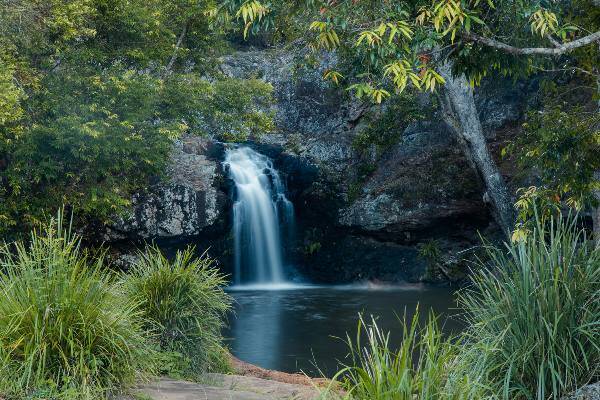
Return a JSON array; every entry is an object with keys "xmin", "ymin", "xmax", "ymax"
[{"xmin": 301, "ymin": 234, "xmax": 426, "ymax": 283}]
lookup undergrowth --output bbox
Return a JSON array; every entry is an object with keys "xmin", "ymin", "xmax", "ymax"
[
  {"xmin": 0, "ymin": 214, "xmax": 151, "ymax": 399},
  {"xmin": 122, "ymin": 246, "xmax": 233, "ymax": 378},
  {"xmin": 323, "ymin": 214, "xmax": 599, "ymax": 399}
]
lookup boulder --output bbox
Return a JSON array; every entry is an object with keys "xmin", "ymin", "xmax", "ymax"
[
  {"xmin": 561, "ymin": 382, "xmax": 600, "ymax": 400},
  {"xmin": 338, "ymin": 121, "xmax": 488, "ymax": 238},
  {"xmin": 106, "ymin": 136, "xmax": 226, "ymax": 240}
]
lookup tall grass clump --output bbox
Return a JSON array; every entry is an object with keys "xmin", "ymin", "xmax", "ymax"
[
  {"xmin": 123, "ymin": 246, "xmax": 232, "ymax": 376},
  {"xmin": 0, "ymin": 214, "xmax": 151, "ymax": 399},
  {"xmin": 322, "ymin": 310, "xmax": 482, "ymax": 400},
  {"xmin": 459, "ymin": 215, "xmax": 600, "ymax": 399}
]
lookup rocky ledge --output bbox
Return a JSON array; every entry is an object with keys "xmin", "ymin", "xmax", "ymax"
[{"xmin": 120, "ymin": 356, "xmax": 326, "ymax": 400}]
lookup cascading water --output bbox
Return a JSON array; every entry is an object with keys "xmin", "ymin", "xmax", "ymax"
[{"xmin": 224, "ymin": 146, "xmax": 294, "ymax": 285}]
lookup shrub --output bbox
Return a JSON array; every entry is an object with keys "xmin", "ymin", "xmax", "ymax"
[
  {"xmin": 322, "ymin": 310, "xmax": 481, "ymax": 400},
  {"xmin": 459, "ymin": 215, "xmax": 600, "ymax": 399},
  {"xmin": 418, "ymin": 239, "xmax": 443, "ymax": 281},
  {"xmin": 123, "ymin": 246, "xmax": 232, "ymax": 376},
  {"xmin": 0, "ymin": 215, "xmax": 151, "ymax": 399}
]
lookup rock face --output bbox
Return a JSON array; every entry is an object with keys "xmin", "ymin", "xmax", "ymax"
[
  {"xmin": 337, "ymin": 120, "xmax": 486, "ymax": 238},
  {"xmin": 302, "ymin": 235, "xmax": 426, "ymax": 283},
  {"xmin": 107, "ymin": 136, "xmax": 226, "ymax": 241},
  {"xmin": 108, "ymin": 45, "xmax": 530, "ymax": 283},
  {"xmin": 218, "ymin": 46, "xmax": 528, "ymax": 282},
  {"xmin": 221, "ymin": 46, "xmax": 526, "ymax": 226}
]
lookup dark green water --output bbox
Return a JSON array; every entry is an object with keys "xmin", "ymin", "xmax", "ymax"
[{"xmin": 224, "ymin": 284, "xmax": 462, "ymax": 375}]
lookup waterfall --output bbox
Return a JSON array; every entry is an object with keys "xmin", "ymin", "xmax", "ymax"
[{"xmin": 224, "ymin": 146, "xmax": 294, "ymax": 285}]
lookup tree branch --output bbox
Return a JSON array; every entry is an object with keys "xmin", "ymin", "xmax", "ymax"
[
  {"xmin": 531, "ymin": 65, "xmax": 597, "ymax": 77},
  {"xmin": 163, "ymin": 22, "xmax": 189, "ymax": 77},
  {"xmin": 462, "ymin": 31, "xmax": 600, "ymax": 56},
  {"xmin": 547, "ymin": 36, "xmax": 561, "ymax": 48}
]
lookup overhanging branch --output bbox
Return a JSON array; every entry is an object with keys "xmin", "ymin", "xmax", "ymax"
[{"xmin": 462, "ymin": 31, "xmax": 600, "ymax": 56}]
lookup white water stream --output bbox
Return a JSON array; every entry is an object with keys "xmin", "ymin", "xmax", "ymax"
[{"xmin": 224, "ymin": 147, "xmax": 294, "ymax": 285}]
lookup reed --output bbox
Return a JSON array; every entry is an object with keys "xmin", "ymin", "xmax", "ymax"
[
  {"xmin": 459, "ymin": 214, "xmax": 600, "ymax": 399},
  {"xmin": 122, "ymin": 245, "xmax": 233, "ymax": 376},
  {"xmin": 322, "ymin": 310, "xmax": 481, "ymax": 400},
  {"xmin": 0, "ymin": 214, "xmax": 151, "ymax": 399}
]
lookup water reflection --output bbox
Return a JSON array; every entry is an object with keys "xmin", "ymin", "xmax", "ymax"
[
  {"xmin": 228, "ymin": 288, "xmax": 284, "ymax": 369},
  {"xmin": 225, "ymin": 286, "xmax": 462, "ymax": 375}
]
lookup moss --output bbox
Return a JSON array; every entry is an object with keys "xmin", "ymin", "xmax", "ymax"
[
  {"xmin": 352, "ymin": 92, "xmax": 428, "ymax": 157},
  {"xmin": 347, "ymin": 161, "xmax": 377, "ymax": 202},
  {"xmin": 418, "ymin": 239, "xmax": 443, "ymax": 281},
  {"xmin": 304, "ymin": 241, "xmax": 322, "ymax": 255}
]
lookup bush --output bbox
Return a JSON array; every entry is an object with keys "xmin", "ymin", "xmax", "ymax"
[
  {"xmin": 459, "ymin": 215, "xmax": 600, "ymax": 399},
  {"xmin": 0, "ymin": 215, "xmax": 151, "ymax": 399},
  {"xmin": 324, "ymin": 215, "xmax": 599, "ymax": 399},
  {"xmin": 322, "ymin": 310, "xmax": 481, "ymax": 400},
  {"xmin": 123, "ymin": 246, "xmax": 232, "ymax": 377}
]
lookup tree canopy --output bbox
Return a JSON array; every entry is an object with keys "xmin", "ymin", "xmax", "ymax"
[
  {"xmin": 0, "ymin": 0, "xmax": 273, "ymax": 235},
  {"xmin": 0, "ymin": 0, "xmax": 598, "ymax": 238},
  {"xmin": 223, "ymin": 0, "xmax": 599, "ymax": 238}
]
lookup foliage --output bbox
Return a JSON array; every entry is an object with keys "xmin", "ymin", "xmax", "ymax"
[
  {"xmin": 122, "ymin": 246, "xmax": 233, "ymax": 377},
  {"xmin": 352, "ymin": 92, "xmax": 426, "ymax": 157},
  {"xmin": 222, "ymin": 0, "xmax": 592, "ymax": 89},
  {"xmin": 459, "ymin": 214, "xmax": 600, "ymax": 399},
  {"xmin": 1, "ymin": 67, "xmax": 174, "ymax": 232},
  {"xmin": 0, "ymin": 0, "xmax": 273, "ymax": 236},
  {"xmin": 519, "ymin": 106, "xmax": 599, "ymax": 207},
  {"xmin": 220, "ymin": 0, "xmax": 598, "ymax": 110},
  {"xmin": 417, "ymin": 239, "xmax": 442, "ymax": 264},
  {"xmin": 417, "ymin": 239, "xmax": 443, "ymax": 281},
  {"xmin": 321, "ymin": 310, "xmax": 481, "ymax": 400},
  {"xmin": 161, "ymin": 75, "xmax": 274, "ymax": 141},
  {"xmin": 506, "ymin": 86, "xmax": 600, "ymax": 240},
  {"xmin": 304, "ymin": 241, "xmax": 322, "ymax": 255},
  {"xmin": 0, "ymin": 213, "xmax": 152, "ymax": 399},
  {"xmin": 211, "ymin": 0, "xmax": 309, "ymax": 43}
]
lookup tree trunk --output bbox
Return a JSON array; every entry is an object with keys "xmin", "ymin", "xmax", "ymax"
[
  {"xmin": 437, "ymin": 62, "xmax": 515, "ymax": 237},
  {"xmin": 593, "ymin": 170, "xmax": 600, "ymax": 247},
  {"xmin": 594, "ymin": 43, "xmax": 599, "ymax": 247},
  {"xmin": 163, "ymin": 22, "xmax": 188, "ymax": 78}
]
